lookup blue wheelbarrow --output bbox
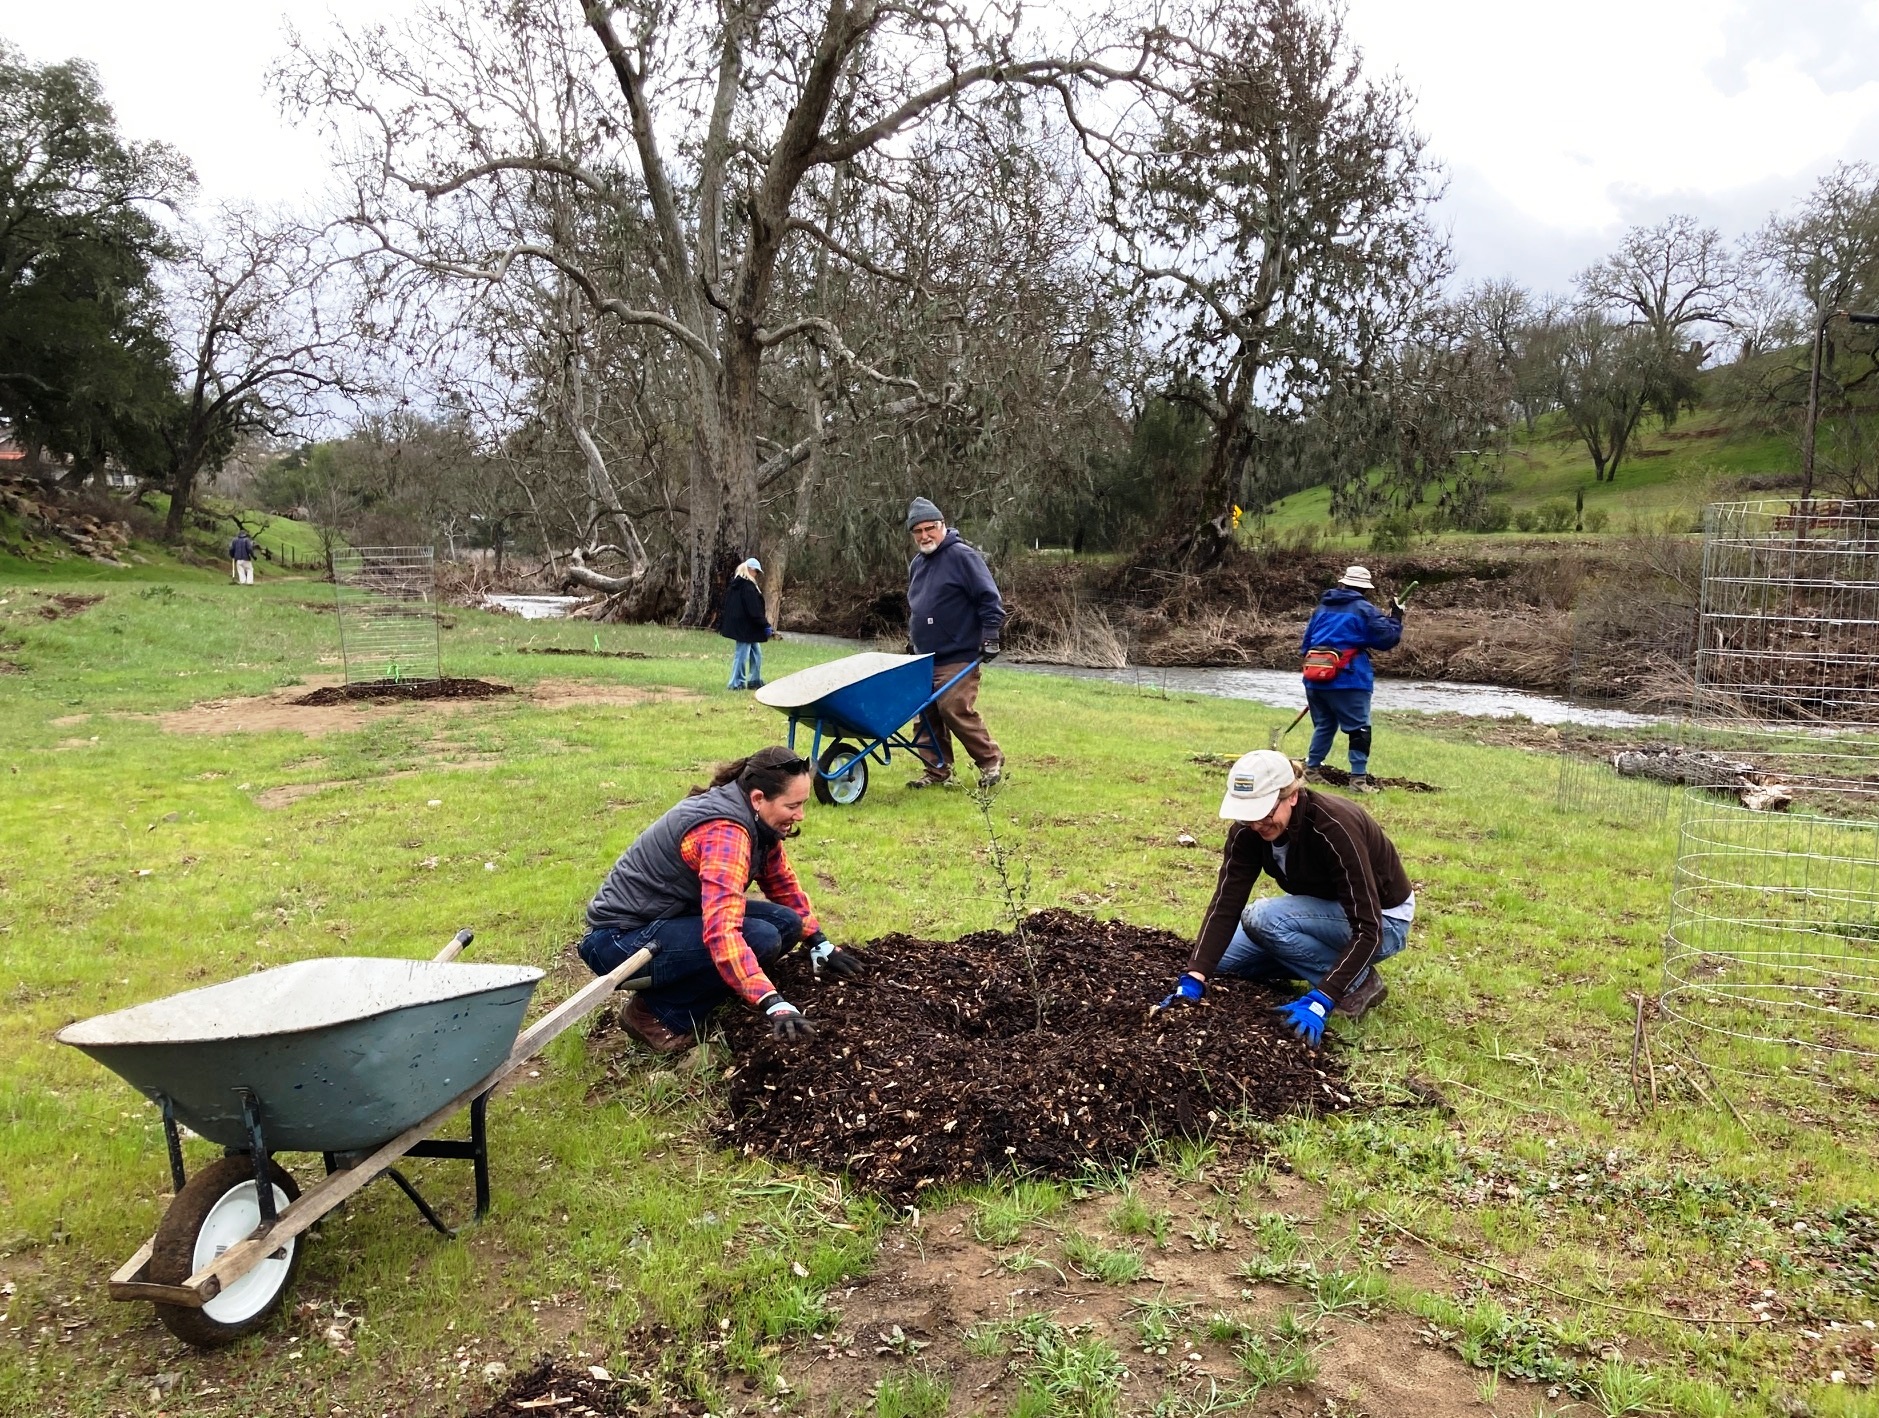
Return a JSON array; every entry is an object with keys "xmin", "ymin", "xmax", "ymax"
[{"xmin": 755, "ymin": 651, "xmax": 980, "ymax": 806}]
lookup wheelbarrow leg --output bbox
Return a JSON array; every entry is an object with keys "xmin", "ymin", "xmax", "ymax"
[
  {"xmin": 237, "ymin": 1089, "xmax": 277, "ymax": 1224},
  {"xmin": 384, "ymin": 1168, "xmax": 455, "ymax": 1237},
  {"xmin": 471, "ymin": 1091, "xmax": 491, "ymax": 1220},
  {"xmin": 157, "ymin": 1092, "xmax": 187, "ymax": 1193}
]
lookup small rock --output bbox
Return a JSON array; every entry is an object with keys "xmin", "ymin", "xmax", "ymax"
[
  {"xmin": 482, "ymin": 1361, "xmax": 507, "ymax": 1379},
  {"xmin": 1175, "ymin": 833, "xmax": 1197, "ymax": 848}
]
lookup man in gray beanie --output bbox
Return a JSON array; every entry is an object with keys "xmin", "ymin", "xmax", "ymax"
[{"xmin": 905, "ymin": 497, "xmax": 1006, "ymax": 788}]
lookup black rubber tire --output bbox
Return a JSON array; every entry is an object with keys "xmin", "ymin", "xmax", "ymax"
[
  {"xmin": 148, "ymin": 1156, "xmax": 303, "ymax": 1348},
  {"xmin": 812, "ymin": 741, "xmax": 868, "ymax": 806}
]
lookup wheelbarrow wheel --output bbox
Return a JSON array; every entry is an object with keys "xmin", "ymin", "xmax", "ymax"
[
  {"xmin": 148, "ymin": 1155, "xmax": 303, "ymax": 1347},
  {"xmin": 813, "ymin": 741, "xmax": 868, "ymax": 806}
]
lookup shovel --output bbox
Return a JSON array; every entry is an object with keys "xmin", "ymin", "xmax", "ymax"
[{"xmin": 1269, "ymin": 703, "xmax": 1311, "ymax": 751}]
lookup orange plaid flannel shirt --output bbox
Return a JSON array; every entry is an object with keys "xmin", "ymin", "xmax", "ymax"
[{"xmin": 678, "ymin": 820, "xmax": 821, "ymax": 1007}]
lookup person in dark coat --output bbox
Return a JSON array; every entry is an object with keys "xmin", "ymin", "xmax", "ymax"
[
  {"xmin": 719, "ymin": 558, "xmax": 771, "ymax": 690},
  {"xmin": 229, "ymin": 531, "xmax": 257, "ymax": 585},
  {"xmin": 904, "ymin": 496, "xmax": 1005, "ymax": 788},
  {"xmin": 1298, "ymin": 565, "xmax": 1404, "ymax": 792}
]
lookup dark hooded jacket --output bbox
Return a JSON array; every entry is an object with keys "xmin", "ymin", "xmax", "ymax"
[
  {"xmin": 908, "ymin": 529, "xmax": 1005, "ymax": 663},
  {"xmin": 718, "ymin": 576, "xmax": 769, "ymax": 643}
]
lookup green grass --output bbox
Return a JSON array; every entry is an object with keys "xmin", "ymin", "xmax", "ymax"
[
  {"xmin": 1, "ymin": 547, "xmax": 1876, "ymax": 1416},
  {"xmin": 1257, "ymin": 407, "xmax": 1795, "ymax": 540}
]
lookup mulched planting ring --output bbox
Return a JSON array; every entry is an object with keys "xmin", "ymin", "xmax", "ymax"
[
  {"xmin": 516, "ymin": 646, "xmax": 649, "ymax": 660},
  {"xmin": 717, "ymin": 910, "xmax": 1351, "ymax": 1205},
  {"xmin": 290, "ymin": 677, "xmax": 514, "ymax": 706}
]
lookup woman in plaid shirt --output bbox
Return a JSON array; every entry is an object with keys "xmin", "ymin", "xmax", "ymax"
[{"xmin": 579, "ymin": 746, "xmax": 865, "ymax": 1053}]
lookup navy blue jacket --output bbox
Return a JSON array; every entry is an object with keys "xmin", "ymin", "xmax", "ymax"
[
  {"xmin": 1299, "ymin": 587, "xmax": 1403, "ymax": 692},
  {"xmin": 908, "ymin": 529, "xmax": 1005, "ymax": 663},
  {"xmin": 717, "ymin": 576, "xmax": 770, "ymax": 643},
  {"xmin": 229, "ymin": 534, "xmax": 255, "ymax": 560}
]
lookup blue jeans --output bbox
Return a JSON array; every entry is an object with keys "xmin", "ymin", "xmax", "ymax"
[
  {"xmin": 1215, "ymin": 894, "xmax": 1408, "ymax": 991},
  {"xmin": 578, "ymin": 900, "xmax": 803, "ymax": 1035},
  {"xmin": 728, "ymin": 642, "xmax": 763, "ymax": 689},
  {"xmin": 1305, "ymin": 684, "xmax": 1374, "ymax": 775}
]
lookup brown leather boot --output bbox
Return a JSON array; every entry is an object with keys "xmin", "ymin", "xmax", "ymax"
[
  {"xmin": 1334, "ymin": 971, "xmax": 1388, "ymax": 1020},
  {"xmin": 619, "ymin": 995, "xmax": 695, "ymax": 1054}
]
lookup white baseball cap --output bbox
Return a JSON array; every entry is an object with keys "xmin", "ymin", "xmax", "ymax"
[
  {"xmin": 1218, "ymin": 749, "xmax": 1299, "ymax": 822},
  {"xmin": 1338, "ymin": 565, "xmax": 1374, "ymax": 590},
  {"xmin": 743, "ymin": 557, "xmax": 763, "ymax": 572}
]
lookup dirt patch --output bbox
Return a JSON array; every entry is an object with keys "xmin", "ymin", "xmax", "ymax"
[
  {"xmin": 290, "ymin": 677, "xmax": 514, "ymax": 706},
  {"xmin": 1187, "ymin": 755, "xmax": 1440, "ymax": 794},
  {"xmin": 714, "ymin": 911, "xmax": 1350, "ymax": 1207},
  {"xmin": 517, "ymin": 646, "xmax": 651, "ymax": 660},
  {"xmin": 463, "ymin": 1358, "xmax": 672, "ymax": 1418},
  {"xmin": 789, "ymin": 1176, "xmax": 1520, "ymax": 1418},
  {"xmin": 252, "ymin": 757, "xmax": 502, "ymax": 808},
  {"xmin": 530, "ymin": 682, "xmax": 696, "ymax": 711},
  {"xmin": 38, "ymin": 592, "xmax": 103, "ymax": 620}
]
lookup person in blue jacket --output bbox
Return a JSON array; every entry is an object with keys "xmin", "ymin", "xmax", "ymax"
[
  {"xmin": 904, "ymin": 496, "xmax": 1005, "ymax": 789},
  {"xmin": 1299, "ymin": 565, "xmax": 1404, "ymax": 792}
]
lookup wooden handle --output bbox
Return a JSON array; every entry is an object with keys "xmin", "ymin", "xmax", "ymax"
[{"xmin": 433, "ymin": 928, "xmax": 475, "ymax": 963}]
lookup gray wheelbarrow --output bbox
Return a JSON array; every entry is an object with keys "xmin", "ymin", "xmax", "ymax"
[{"xmin": 56, "ymin": 929, "xmax": 653, "ymax": 1347}]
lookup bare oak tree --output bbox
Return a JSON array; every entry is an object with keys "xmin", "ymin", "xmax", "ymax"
[{"xmin": 284, "ymin": 0, "xmax": 1146, "ymax": 623}]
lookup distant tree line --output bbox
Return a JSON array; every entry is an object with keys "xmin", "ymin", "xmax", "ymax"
[{"xmin": 10, "ymin": 7, "xmax": 1879, "ymax": 617}]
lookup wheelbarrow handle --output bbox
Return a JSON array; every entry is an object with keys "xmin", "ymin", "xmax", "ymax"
[{"xmin": 433, "ymin": 928, "xmax": 475, "ymax": 963}]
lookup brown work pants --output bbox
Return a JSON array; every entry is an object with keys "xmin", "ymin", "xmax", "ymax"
[{"xmin": 913, "ymin": 661, "xmax": 1001, "ymax": 780}]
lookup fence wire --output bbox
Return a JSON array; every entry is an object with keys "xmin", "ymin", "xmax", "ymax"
[
  {"xmin": 1664, "ymin": 501, "xmax": 1879, "ymax": 1056},
  {"xmin": 330, "ymin": 546, "xmax": 441, "ymax": 685}
]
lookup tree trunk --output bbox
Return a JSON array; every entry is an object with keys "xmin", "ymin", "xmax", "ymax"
[{"xmin": 164, "ymin": 460, "xmax": 195, "ymax": 541}]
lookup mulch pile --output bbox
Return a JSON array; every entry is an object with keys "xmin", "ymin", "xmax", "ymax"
[
  {"xmin": 716, "ymin": 910, "xmax": 1351, "ymax": 1205},
  {"xmin": 38, "ymin": 592, "xmax": 104, "ymax": 620},
  {"xmin": 463, "ymin": 1360, "xmax": 664, "ymax": 1418},
  {"xmin": 290, "ymin": 677, "xmax": 514, "ymax": 706},
  {"xmin": 516, "ymin": 646, "xmax": 649, "ymax": 660}
]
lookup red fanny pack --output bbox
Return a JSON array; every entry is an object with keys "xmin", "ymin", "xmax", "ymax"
[{"xmin": 1302, "ymin": 646, "xmax": 1359, "ymax": 683}]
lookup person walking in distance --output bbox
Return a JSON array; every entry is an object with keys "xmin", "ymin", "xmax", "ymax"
[
  {"xmin": 904, "ymin": 496, "xmax": 1005, "ymax": 789},
  {"xmin": 229, "ymin": 530, "xmax": 257, "ymax": 585},
  {"xmin": 719, "ymin": 557, "xmax": 772, "ymax": 690},
  {"xmin": 1299, "ymin": 565, "xmax": 1404, "ymax": 792}
]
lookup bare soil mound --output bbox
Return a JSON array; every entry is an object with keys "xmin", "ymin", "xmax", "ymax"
[
  {"xmin": 464, "ymin": 1359, "xmax": 675, "ymax": 1418},
  {"xmin": 290, "ymin": 677, "xmax": 514, "ymax": 706},
  {"xmin": 715, "ymin": 910, "xmax": 1350, "ymax": 1206}
]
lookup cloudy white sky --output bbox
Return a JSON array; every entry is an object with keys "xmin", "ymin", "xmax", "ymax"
[{"xmin": 8, "ymin": 0, "xmax": 1879, "ymax": 295}]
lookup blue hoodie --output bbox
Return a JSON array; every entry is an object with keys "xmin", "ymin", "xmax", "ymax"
[
  {"xmin": 1299, "ymin": 587, "xmax": 1403, "ymax": 692},
  {"xmin": 908, "ymin": 529, "xmax": 1005, "ymax": 664}
]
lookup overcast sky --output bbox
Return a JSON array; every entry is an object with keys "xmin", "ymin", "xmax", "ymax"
[{"xmin": 9, "ymin": 0, "xmax": 1879, "ymax": 296}]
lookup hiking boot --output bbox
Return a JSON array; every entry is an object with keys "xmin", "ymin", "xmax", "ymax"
[
  {"xmin": 1303, "ymin": 765, "xmax": 1331, "ymax": 785},
  {"xmin": 1334, "ymin": 971, "xmax": 1388, "ymax": 1021},
  {"xmin": 618, "ymin": 995, "xmax": 695, "ymax": 1055},
  {"xmin": 747, "ymin": 679, "xmax": 765, "ymax": 690},
  {"xmin": 906, "ymin": 772, "xmax": 952, "ymax": 790},
  {"xmin": 978, "ymin": 758, "xmax": 1005, "ymax": 787},
  {"xmin": 1347, "ymin": 773, "xmax": 1378, "ymax": 794}
]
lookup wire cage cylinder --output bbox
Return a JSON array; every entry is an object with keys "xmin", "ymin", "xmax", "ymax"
[
  {"xmin": 330, "ymin": 547, "xmax": 442, "ymax": 685},
  {"xmin": 1664, "ymin": 500, "xmax": 1879, "ymax": 1055}
]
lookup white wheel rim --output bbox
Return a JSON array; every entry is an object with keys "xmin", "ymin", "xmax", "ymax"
[
  {"xmin": 828, "ymin": 756, "xmax": 865, "ymax": 804},
  {"xmin": 192, "ymin": 1180, "xmax": 296, "ymax": 1325}
]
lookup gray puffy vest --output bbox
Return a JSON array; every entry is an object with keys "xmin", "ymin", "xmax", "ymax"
[{"xmin": 585, "ymin": 781, "xmax": 770, "ymax": 930}]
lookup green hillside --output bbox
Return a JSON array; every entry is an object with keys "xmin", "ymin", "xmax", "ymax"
[{"xmin": 1258, "ymin": 409, "xmax": 1796, "ymax": 540}]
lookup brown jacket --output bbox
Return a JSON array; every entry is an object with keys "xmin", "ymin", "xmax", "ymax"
[{"xmin": 1186, "ymin": 788, "xmax": 1412, "ymax": 1001}]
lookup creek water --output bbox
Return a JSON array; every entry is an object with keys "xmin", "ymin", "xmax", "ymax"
[{"xmin": 473, "ymin": 603, "xmax": 1659, "ymax": 728}]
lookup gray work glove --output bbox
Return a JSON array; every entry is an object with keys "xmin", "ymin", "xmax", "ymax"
[
  {"xmin": 981, "ymin": 640, "xmax": 1002, "ymax": 662},
  {"xmin": 806, "ymin": 931, "xmax": 866, "ymax": 981},
  {"xmin": 758, "ymin": 992, "xmax": 815, "ymax": 1041}
]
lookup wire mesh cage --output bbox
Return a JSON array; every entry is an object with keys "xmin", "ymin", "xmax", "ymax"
[
  {"xmin": 330, "ymin": 546, "xmax": 442, "ymax": 685},
  {"xmin": 1663, "ymin": 501, "xmax": 1879, "ymax": 1055}
]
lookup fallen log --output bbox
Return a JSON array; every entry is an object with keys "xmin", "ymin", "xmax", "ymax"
[{"xmin": 1612, "ymin": 749, "xmax": 1792, "ymax": 811}]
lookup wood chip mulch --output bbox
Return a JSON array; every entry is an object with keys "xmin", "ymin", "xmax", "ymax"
[
  {"xmin": 716, "ymin": 909, "xmax": 1352, "ymax": 1205},
  {"xmin": 289, "ymin": 677, "xmax": 513, "ymax": 705}
]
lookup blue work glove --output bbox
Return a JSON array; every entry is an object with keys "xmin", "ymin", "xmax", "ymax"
[
  {"xmin": 1275, "ymin": 989, "xmax": 1334, "ymax": 1047},
  {"xmin": 981, "ymin": 640, "xmax": 1002, "ymax": 662},
  {"xmin": 1154, "ymin": 973, "xmax": 1206, "ymax": 1014},
  {"xmin": 805, "ymin": 930, "xmax": 866, "ymax": 981},
  {"xmin": 758, "ymin": 992, "xmax": 816, "ymax": 1041}
]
